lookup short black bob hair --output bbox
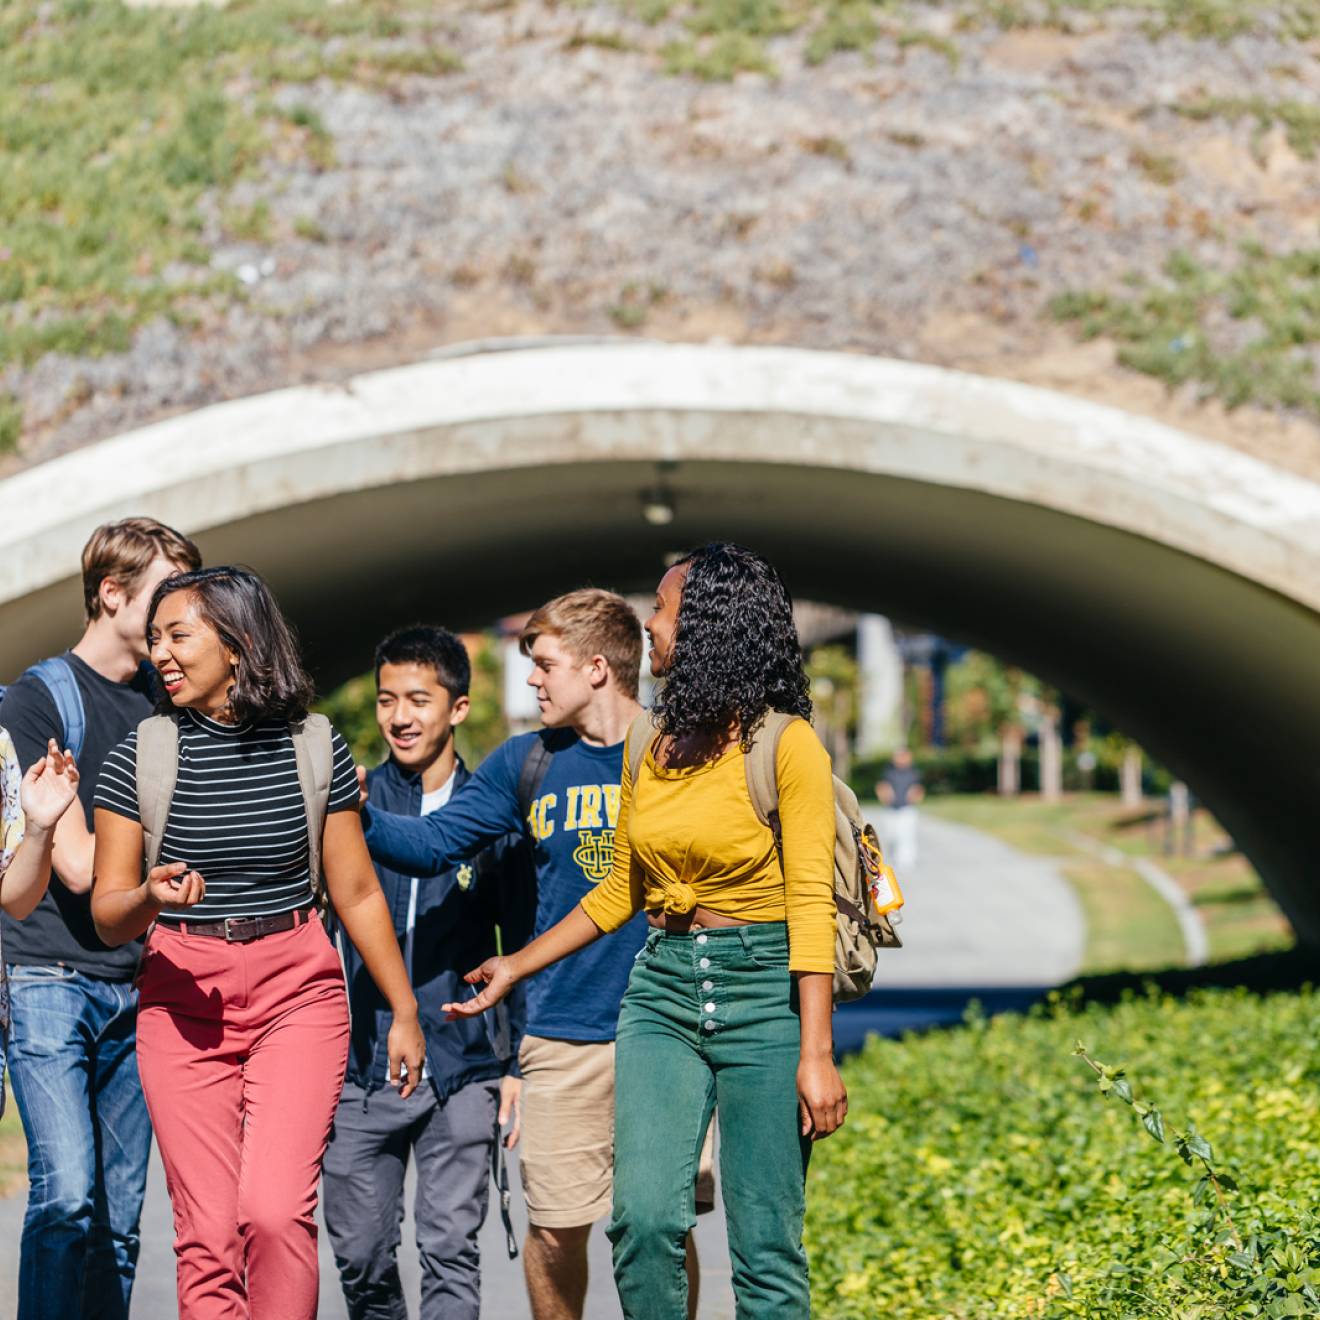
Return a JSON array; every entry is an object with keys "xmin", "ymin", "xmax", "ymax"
[
  {"xmin": 374, "ymin": 624, "xmax": 470, "ymax": 700},
  {"xmin": 653, "ymin": 541, "xmax": 812, "ymax": 750},
  {"xmin": 147, "ymin": 566, "xmax": 315, "ymax": 724}
]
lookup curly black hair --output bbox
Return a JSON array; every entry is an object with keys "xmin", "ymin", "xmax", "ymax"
[{"xmin": 653, "ymin": 542, "xmax": 812, "ymax": 750}]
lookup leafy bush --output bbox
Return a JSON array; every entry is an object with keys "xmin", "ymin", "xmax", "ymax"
[
  {"xmin": 852, "ymin": 740, "xmax": 1174, "ymax": 802},
  {"xmin": 806, "ymin": 987, "xmax": 1320, "ymax": 1317}
]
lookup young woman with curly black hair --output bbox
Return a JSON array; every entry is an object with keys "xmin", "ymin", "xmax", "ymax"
[
  {"xmin": 90, "ymin": 567, "xmax": 424, "ymax": 1320},
  {"xmin": 447, "ymin": 543, "xmax": 845, "ymax": 1318}
]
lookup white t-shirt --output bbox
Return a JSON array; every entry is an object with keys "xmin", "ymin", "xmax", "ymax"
[{"xmin": 419, "ymin": 777, "xmax": 457, "ymax": 819}]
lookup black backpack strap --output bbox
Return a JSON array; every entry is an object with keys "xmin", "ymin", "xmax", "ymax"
[{"xmin": 516, "ymin": 734, "xmax": 554, "ymax": 830}]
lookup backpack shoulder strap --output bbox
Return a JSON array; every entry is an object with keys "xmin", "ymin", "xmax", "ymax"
[
  {"xmin": 626, "ymin": 710, "xmax": 656, "ymax": 785},
  {"xmin": 517, "ymin": 734, "xmax": 554, "ymax": 829},
  {"xmin": 291, "ymin": 714, "xmax": 334, "ymax": 905},
  {"xmin": 135, "ymin": 715, "xmax": 181, "ymax": 875},
  {"xmin": 29, "ymin": 657, "xmax": 87, "ymax": 764},
  {"xmin": 743, "ymin": 711, "xmax": 796, "ymax": 828}
]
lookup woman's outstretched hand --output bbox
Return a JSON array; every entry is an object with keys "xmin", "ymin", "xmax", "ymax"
[
  {"xmin": 20, "ymin": 739, "xmax": 80, "ymax": 830},
  {"xmin": 443, "ymin": 955, "xmax": 519, "ymax": 1019},
  {"xmin": 797, "ymin": 1055, "xmax": 848, "ymax": 1141},
  {"xmin": 145, "ymin": 862, "xmax": 206, "ymax": 911}
]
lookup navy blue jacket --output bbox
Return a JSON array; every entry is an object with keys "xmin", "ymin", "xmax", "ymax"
[{"xmin": 333, "ymin": 755, "xmax": 535, "ymax": 1102}]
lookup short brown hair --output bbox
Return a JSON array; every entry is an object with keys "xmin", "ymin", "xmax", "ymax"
[
  {"xmin": 519, "ymin": 589, "xmax": 642, "ymax": 698},
  {"xmin": 82, "ymin": 517, "xmax": 202, "ymax": 621}
]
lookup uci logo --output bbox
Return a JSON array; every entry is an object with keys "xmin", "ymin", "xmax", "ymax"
[{"xmin": 572, "ymin": 829, "xmax": 615, "ymax": 882}]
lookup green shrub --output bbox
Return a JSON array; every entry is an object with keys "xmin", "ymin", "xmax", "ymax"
[
  {"xmin": 807, "ymin": 987, "xmax": 1320, "ymax": 1317},
  {"xmin": 1051, "ymin": 245, "xmax": 1320, "ymax": 419},
  {"xmin": 853, "ymin": 743, "xmax": 1174, "ymax": 802},
  {"xmin": 851, "ymin": 747, "xmax": 1034, "ymax": 797},
  {"xmin": 662, "ymin": 31, "xmax": 777, "ymax": 79}
]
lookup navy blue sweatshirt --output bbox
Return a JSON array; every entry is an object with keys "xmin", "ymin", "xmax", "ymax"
[
  {"xmin": 362, "ymin": 731, "xmax": 648, "ymax": 1042},
  {"xmin": 334, "ymin": 755, "xmax": 534, "ymax": 1100}
]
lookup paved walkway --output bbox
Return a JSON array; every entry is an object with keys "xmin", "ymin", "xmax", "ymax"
[{"xmin": 0, "ymin": 811, "xmax": 1083, "ymax": 1317}]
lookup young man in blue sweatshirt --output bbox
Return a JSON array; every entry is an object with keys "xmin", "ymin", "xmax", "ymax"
[
  {"xmin": 323, "ymin": 625, "xmax": 533, "ymax": 1320},
  {"xmin": 361, "ymin": 591, "xmax": 709, "ymax": 1320}
]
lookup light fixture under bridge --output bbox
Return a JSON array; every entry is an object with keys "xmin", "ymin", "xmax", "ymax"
[{"xmin": 640, "ymin": 486, "xmax": 676, "ymax": 527}]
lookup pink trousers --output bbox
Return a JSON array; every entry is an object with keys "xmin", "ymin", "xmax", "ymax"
[{"xmin": 136, "ymin": 914, "xmax": 349, "ymax": 1320}]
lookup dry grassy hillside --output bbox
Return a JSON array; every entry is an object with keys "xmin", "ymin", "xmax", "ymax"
[{"xmin": 2, "ymin": 0, "xmax": 1318, "ymax": 472}]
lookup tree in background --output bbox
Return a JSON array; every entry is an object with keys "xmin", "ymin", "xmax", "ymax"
[
  {"xmin": 806, "ymin": 644, "xmax": 858, "ymax": 778},
  {"xmin": 943, "ymin": 651, "xmax": 1042, "ymax": 795}
]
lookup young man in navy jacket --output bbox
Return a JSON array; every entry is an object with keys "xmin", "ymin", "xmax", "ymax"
[
  {"xmin": 360, "ymin": 590, "xmax": 710, "ymax": 1320},
  {"xmin": 323, "ymin": 626, "xmax": 533, "ymax": 1320}
]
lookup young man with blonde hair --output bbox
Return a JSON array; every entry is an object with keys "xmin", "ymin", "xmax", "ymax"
[
  {"xmin": 361, "ymin": 589, "xmax": 710, "ymax": 1320},
  {"xmin": 0, "ymin": 516, "xmax": 201, "ymax": 1320}
]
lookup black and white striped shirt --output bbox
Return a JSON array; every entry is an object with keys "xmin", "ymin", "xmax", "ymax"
[{"xmin": 95, "ymin": 710, "xmax": 359, "ymax": 923}]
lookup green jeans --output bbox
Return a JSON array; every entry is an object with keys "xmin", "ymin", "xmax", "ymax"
[{"xmin": 609, "ymin": 923, "xmax": 811, "ymax": 1319}]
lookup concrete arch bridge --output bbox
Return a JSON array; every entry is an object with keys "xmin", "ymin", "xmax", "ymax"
[{"xmin": 2, "ymin": 340, "xmax": 1318, "ymax": 945}]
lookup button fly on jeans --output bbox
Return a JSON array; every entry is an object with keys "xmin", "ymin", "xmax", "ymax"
[
  {"xmin": 699, "ymin": 958, "xmax": 710, "ymax": 969},
  {"xmin": 702, "ymin": 980, "xmax": 713, "ymax": 991}
]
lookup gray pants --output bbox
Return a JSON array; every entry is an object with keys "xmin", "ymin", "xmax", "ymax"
[{"xmin": 322, "ymin": 1077, "xmax": 500, "ymax": 1320}]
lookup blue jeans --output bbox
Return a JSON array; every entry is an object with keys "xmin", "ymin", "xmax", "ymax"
[{"xmin": 6, "ymin": 964, "xmax": 152, "ymax": 1320}]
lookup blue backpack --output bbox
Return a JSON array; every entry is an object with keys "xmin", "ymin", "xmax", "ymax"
[{"xmin": 0, "ymin": 657, "xmax": 87, "ymax": 762}]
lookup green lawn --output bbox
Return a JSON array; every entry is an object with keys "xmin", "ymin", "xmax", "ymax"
[{"xmin": 925, "ymin": 794, "xmax": 1293, "ymax": 973}]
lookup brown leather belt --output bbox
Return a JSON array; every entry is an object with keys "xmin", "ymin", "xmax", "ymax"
[{"xmin": 173, "ymin": 906, "xmax": 317, "ymax": 943}]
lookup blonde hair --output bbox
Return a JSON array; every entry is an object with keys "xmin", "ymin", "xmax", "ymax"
[
  {"xmin": 520, "ymin": 589, "xmax": 642, "ymax": 698},
  {"xmin": 82, "ymin": 517, "xmax": 202, "ymax": 621}
]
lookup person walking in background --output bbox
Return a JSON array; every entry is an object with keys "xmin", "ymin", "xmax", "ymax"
[
  {"xmin": 876, "ymin": 746, "xmax": 924, "ymax": 875},
  {"xmin": 323, "ymin": 624, "xmax": 533, "ymax": 1320},
  {"xmin": 0, "ymin": 516, "xmax": 201, "ymax": 1320},
  {"xmin": 89, "ymin": 567, "xmax": 425, "ymax": 1320},
  {"xmin": 0, "ymin": 732, "xmax": 83, "ymax": 1116},
  {"xmin": 358, "ymin": 589, "xmax": 711, "ymax": 1320},
  {"xmin": 445, "ymin": 544, "xmax": 847, "ymax": 1320}
]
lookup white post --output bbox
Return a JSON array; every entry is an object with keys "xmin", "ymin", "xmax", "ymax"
[
  {"xmin": 1121, "ymin": 744, "xmax": 1143, "ymax": 808},
  {"xmin": 998, "ymin": 727, "xmax": 1021, "ymax": 796},
  {"xmin": 1040, "ymin": 709, "xmax": 1063, "ymax": 802}
]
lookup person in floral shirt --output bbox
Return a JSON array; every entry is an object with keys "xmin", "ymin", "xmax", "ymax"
[{"xmin": 0, "ymin": 731, "xmax": 81, "ymax": 1112}]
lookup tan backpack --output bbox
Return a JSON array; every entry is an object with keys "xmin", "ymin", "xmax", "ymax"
[
  {"xmin": 626, "ymin": 711, "xmax": 902, "ymax": 1002},
  {"xmin": 135, "ymin": 713, "xmax": 335, "ymax": 906}
]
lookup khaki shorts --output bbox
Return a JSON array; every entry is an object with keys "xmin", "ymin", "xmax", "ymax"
[{"xmin": 518, "ymin": 1034, "xmax": 716, "ymax": 1229}]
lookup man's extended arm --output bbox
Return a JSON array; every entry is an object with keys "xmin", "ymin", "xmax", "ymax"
[{"xmin": 362, "ymin": 741, "xmax": 526, "ymax": 875}]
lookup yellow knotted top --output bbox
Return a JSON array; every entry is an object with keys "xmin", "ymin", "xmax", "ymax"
[
  {"xmin": 580, "ymin": 719, "xmax": 837, "ymax": 974},
  {"xmin": 660, "ymin": 880, "xmax": 699, "ymax": 916}
]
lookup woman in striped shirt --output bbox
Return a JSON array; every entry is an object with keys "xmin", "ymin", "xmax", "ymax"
[{"xmin": 91, "ymin": 567, "xmax": 424, "ymax": 1320}]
